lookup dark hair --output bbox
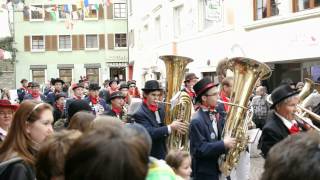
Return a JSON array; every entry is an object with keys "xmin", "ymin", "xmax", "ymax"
[
  {"xmin": 68, "ymin": 111, "xmax": 95, "ymax": 132},
  {"xmin": 165, "ymin": 150, "xmax": 190, "ymax": 170},
  {"xmin": 65, "ymin": 125, "xmax": 149, "ymax": 180},
  {"xmin": 262, "ymin": 132, "xmax": 320, "ymax": 180},
  {"xmin": 0, "ymin": 101, "xmax": 52, "ymax": 166},
  {"xmin": 36, "ymin": 130, "xmax": 82, "ymax": 180}
]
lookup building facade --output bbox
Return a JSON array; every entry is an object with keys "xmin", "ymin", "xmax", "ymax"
[
  {"xmin": 14, "ymin": 0, "xmax": 128, "ymax": 88},
  {"xmin": 128, "ymin": 0, "xmax": 320, "ymax": 90}
]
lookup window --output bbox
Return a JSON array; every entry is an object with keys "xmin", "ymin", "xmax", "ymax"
[
  {"xmin": 58, "ymin": 35, "xmax": 72, "ymax": 50},
  {"xmin": 114, "ymin": 3, "xmax": 127, "ymax": 18},
  {"xmin": 84, "ymin": 4, "xmax": 98, "ymax": 19},
  {"xmin": 115, "ymin": 34, "xmax": 127, "ymax": 47},
  {"xmin": 31, "ymin": 36, "xmax": 45, "ymax": 51},
  {"xmin": 30, "ymin": 5, "xmax": 44, "ymax": 21},
  {"xmin": 86, "ymin": 68, "xmax": 99, "ymax": 83},
  {"xmin": 254, "ymin": 0, "xmax": 279, "ymax": 20},
  {"xmin": 58, "ymin": 5, "xmax": 70, "ymax": 19},
  {"xmin": 293, "ymin": 0, "xmax": 320, "ymax": 12},
  {"xmin": 59, "ymin": 69, "xmax": 72, "ymax": 83},
  {"xmin": 173, "ymin": 5, "xmax": 183, "ymax": 38},
  {"xmin": 32, "ymin": 70, "xmax": 45, "ymax": 84},
  {"xmin": 199, "ymin": 0, "xmax": 223, "ymax": 30},
  {"xmin": 85, "ymin": 34, "xmax": 98, "ymax": 49}
]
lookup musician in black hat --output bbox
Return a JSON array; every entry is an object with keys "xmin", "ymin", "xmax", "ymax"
[
  {"xmin": 23, "ymin": 82, "xmax": 47, "ymax": 102},
  {"xmin": 132, "ymin": 80, "xmax": 188, "ymax": 160},
  {"xmin": 260, "ymin": 84, "xmax": 308, "ymax": 158},
  {"xmin": 84, "ymin": 83, "xmax": 110, "ymax": 116},
  {"xmin": 99, "ymin": 79, "xmax": 119, "ymax": 103},
  {"xmin": 104, "ymin": 91, "xmax": 126, "ymax": 121},
  {"xmin": 181, "ymin": 73, "xmax": 199, "ymax": 104},
  {"xmin": 189, "ymin": 78, "xmax": 236, "ymax": 180},
  {"xmin": 47, "ymin": 78, "xmax": 66, "ymax": 105}
]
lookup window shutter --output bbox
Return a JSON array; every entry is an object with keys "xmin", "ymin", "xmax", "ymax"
[
  {"xmin": 107, "ymin": 4, "xmax": 113, "ymax": 19},
  {"xmin": 72, "ymin": 5, "xmax": 77, "ymax": 11},
  {"xmin": 99, "ymin": 34, "xmax": 105, "ymax": 49},
  {"xmin": 79, "ymin": 35, "xmax": 85, "ymax": 50},
  {"xmin": 23, "ymin": 11, "xmax": 29, "ymax": 21},
  {"xmin": 24, "ymin": 36, "xmax": 30, "ymax": 51},
  {"xmin": 45, "ymin": 36, "xmax": 50, "ymax": 51},
  {"xmin": 107, "ymin": 34, "xmax": 114, "ymax": 49},
  {"xmin": 51, "ymin": 35, "xmax": 58, "ymax": 51},
  {"xmin": 98, "ymin": 4, "xmax": 104, "ymax": 19},
  {"xmin": 72, "ymin": 35, "xmax": 79, "ymax": 50}
]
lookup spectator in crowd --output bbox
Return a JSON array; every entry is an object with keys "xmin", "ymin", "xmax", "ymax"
[
  {"xmin": 68, "ymin": 111, "xmax": 95, "ymax": 132},
  {"xmin": 1, "ymin": 88, "xmax": 11, "ymax": 100},
  {"xmin": 250, "ymin": 86, "xmax": 269, "ymax": 130},
  {"xmin": 166, "ymin": 150, "xmax": 192, "ymax": 180},
  {"xmin": 0, "ymin": 101, "xmax": 53, "ymax": 180},
  {"xmin": 261, "ymin": 132, "xmax": 320, "ymax": 180},
  {"xmin": 17, "ymin": 78, "xmax": 29, "ymax": 103},
  {"xmin": 36, "ymin": 130, "xmax": 82, "ymax": 180},
  {"xmin": 0, "ymin": 100, "xmax": 18, "ymax": 142}
]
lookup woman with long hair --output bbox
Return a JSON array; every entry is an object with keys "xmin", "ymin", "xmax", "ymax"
[{"xmin": 0, "ymin": 100, "xmax": 54, "ymax": 180}]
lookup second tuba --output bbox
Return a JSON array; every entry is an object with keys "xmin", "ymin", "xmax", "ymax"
[
  {"xmin": 160, "ymin": 55, "xmax": 193, "ymax": 151},
  {"xmin": 219, "ymin": 57, "xmax": 271, "ymax": 176}
]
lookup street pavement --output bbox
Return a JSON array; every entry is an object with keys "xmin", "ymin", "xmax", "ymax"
[{"xmin": 250, "ymin": 155, "xmax": 264, "ymax": 180}]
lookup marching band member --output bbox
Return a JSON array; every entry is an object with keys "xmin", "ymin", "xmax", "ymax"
[
  {"xmin": 128, "ymin": 80, "xmax": 141, "ymax": 98},
  {"xmin": 47, "ymin": 78, "xmax": 66, "ymax": 106},
  {"xmin": 181, "ymin": 73, "xmax": 199, "ymax": 105},
  {"xmin": 84, "ymin": 83, "xmax": 110, "ymax": 116},
  {"xmin": 260, "ymin": 84, "xmax": 306, "ymax": 158},
  {"xmin": 132, "ymin": 80, "xmax": 188, "ymax": 160},
  {"xmin": 23, "ymin": 82, "xmax": 46, "ymax": 102},
  {"xmin": 104, "ymin": 91, "xmax": 127, "ymax": 121},
  {"xmin": 189, "ymin": 78, "xmax": 236, "ymax": 180},
  {"xmin": 119, "ymin": 83, "xmax": 131, "ymax": 106}
]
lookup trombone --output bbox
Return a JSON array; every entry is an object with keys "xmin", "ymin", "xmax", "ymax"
[{"xmin": 295, "ymin": 104, "xmax": 320, "ymax": 132}]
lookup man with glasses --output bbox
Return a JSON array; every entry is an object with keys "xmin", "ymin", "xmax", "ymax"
[
  {"xmin": 0, "ymin": 100, "xmax": 18, "ymax": 142},
  {"xmin": 190, "ymin": 78, "xmax": 236, "ymax": 180},
  {"xmin": 132, "ymin": 80, "xmax": 188, "ymax": 159}
]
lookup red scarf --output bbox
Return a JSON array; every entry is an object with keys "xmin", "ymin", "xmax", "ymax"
[
  {"xmin": 108, "ymin": 87, "xmax": 118, "ymax": 94},
  {"xmin": 143, "ymin": 98, "xmax": 158, "ymax": 112},
  {"xmin": 220, "ymin": 91, "xmax": 230, "ymax": 112},
  {"xmin": 185, "ymin": 87, "xmax": 196, "ymax": 99},
  {"xmin": 31, "ymin": 91, "xmax": 40, "ymax": 98},
  {"xmin": 289, "ymin": 123, "xmax": 300, "ymax": 134},
  {"xmin": 112, "ymin": 106, "xmax": 122, "ymax": 116},
  {"xmin": 89, "ymin": 96, "xmax": 99, "ymax": 105},
  {"xmin": 200, "ymin": 104, "xmax": 216, "ymax": 113}
]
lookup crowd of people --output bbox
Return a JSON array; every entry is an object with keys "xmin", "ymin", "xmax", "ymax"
[{"xmin": 0, "ymin": 60, "xmax": 320, "ymax": 180}]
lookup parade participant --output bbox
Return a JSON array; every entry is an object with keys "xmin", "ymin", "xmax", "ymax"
[
  {"xmin": 165, "ymin": 150, "xmax": 192, "ymax": 180},
  {"xmin": 63, "ymin": 99, "xmax": 92, "ymax": 128},
  {"xmin": 99, "ymin": 79, "xmax": 118, "ymax": 103},
  {"xmin": 128, "ymin": 80, "xmax": 141, "ymax": 98},
  {"xmin": 17, "ymin": 78, "xmax": 28, "ymax": 103},
  {"xmin": 36, "ymin": 130, "xmax": 82, "ymax": 180},
  {"xmin": 132, "ymin": 80, "xmax": 188, "ymax": 160},
  {"xmin": 0, "ymin": 100, "xmax": 18, "ymax": 142},
  {"xmin": 189, "ymin": 78, "xmax": 236, "ymax": 180},
  {"xmin": 119, "ymin": 82, "xmax": 131, "ymax": 106},
  {"xmin": 262, "ymin": 132, "xmax": 320, "ymax": 180},
  {"xmin": 104, "ymin": 91, "xmax": 126, "ymax": 121},
  {"xmin": 219, "ymin": 77, "xmax": 233, "ymax": 112},
  {"xmin": 65, "ymin": 83, "xmax": 84, "ymax": 117},
  {"xmin": 260, "ymin": 84, "xmax": 306, "ymax": 158},
  {"xmin": 24, "ymin": 82, "xmax": 47, "ymax": 102},
  {"xmin": 84, "ymin": 83, "xmax": 110, "ymax": 116},
  {"xmin": 53, "ymin": 93, "xmax": 66, "ymax": 123},
  {"xmin": 0, "ymin": 101, "xmax": 54, "ymax": 180},
  {"xmin": 47, "ymin": 78, "xmax": 65, "ymax": 105},
  {"xmin": 181, "ymin": 73, "xmax": 199, "ymax": 104}
]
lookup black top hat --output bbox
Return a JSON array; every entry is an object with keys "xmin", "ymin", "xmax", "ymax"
[
  {"xmin": 51, "ymin": 78, "xmax": 65, "ymax": 85},
  {"xmin": 119, "ymin": 83, "xmax": 129, "ymax": 90},
  {"xmin": 109, "ymin": 91, "xmax": 125, "ymax": 102},
  {"xmin": 270, "ymin": 84, "xmax": 299, "ymax": 109},
  {"xmin": 142, "ymin": 80, "xmax": 163, "ymax": 92},
  {"xmin": 193, "ymin": 78, "xmax": 219, "ymax": 103},
  {"xmin": 89, "ymin": 83, "xmax": 101, "ymax": 91},
  {"xmin": 68, "ymin": 100, "xmax": 92, "ymax": 120},
  {"xmin": 184, "ymin": 73, "xmax": 199, "ymax": 83},
  {"xmin": 109, "ymin": 79, "xmax": 119, "ymax": 86},
  {"xmin": 30, "ymin": 82, "xmax": 40, "ymax": 88}
]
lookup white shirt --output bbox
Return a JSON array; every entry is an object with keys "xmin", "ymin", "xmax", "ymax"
[
  {"xmin": 274, "ymin": 111, "xmax": 297, "ymax": 130},
  {"xmin": 0, "ymin": 127, "xmax": 8, "ymax": 141}
]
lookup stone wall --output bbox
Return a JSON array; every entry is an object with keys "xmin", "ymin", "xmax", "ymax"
[{"xmin": 0, "ymin": 60, "xmax": 15, "ymax": 89}]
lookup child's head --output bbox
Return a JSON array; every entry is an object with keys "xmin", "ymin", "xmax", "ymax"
[{"xmin": 165, "ymin": 150, "xmax": 192, "ymax": 179}]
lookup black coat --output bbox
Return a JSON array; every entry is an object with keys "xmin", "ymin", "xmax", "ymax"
[
  {"xmin": 0, "ymin": 159, "xmax": 35, "ymax": 180},
  {"xmin": 104, "ymin": 108, "xmax": 125, "ymax": 120},
  {"xmin": 260, "ymin": 111, "xmax": 301, "ymax": 158},
  {"xmin": 132, "ymin": 103, "xmax": 168, "ymax": 160},
  {"xmin": 23, "ymin": 94, "xmax": 46, "ymax": 102},
  {"xmin": 189, "ymin": 108, "xmax": 226, "ymax": 180}
]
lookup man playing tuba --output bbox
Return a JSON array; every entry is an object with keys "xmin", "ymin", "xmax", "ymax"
[{"xmin": 189, "ymin": 78, "xmax": 236, "ymax": 180}]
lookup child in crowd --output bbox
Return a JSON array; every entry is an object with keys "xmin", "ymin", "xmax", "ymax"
[{"xmin": 165, "ymin": 150, "xmax": 192, "ymax": 180}]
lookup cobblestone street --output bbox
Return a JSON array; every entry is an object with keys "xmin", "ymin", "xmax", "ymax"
[{"xmin": 250, "ymin": 155, "xmax": 264, "ymax": 180}]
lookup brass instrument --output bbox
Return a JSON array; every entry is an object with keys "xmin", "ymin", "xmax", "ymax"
[
  {"xmin": 299, "ymin": 78, "xmax": 314, "ymax": 102},
  {"xmin": 160, "ymin": 55, "xmax": 193, "ymax": 151},
  {"xmin": 219, "ymin": 57, "xmax": 271, "ymax": 176},
  {"xmin": 297, "ymin": 104, "xmax": 320, "ymax": 125}
]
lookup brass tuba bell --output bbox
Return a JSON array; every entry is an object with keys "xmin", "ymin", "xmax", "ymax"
[
  {"xmin": 219, "ymin": 57, "xmax": 271, "ymax": 176},
  {"xmin": 160, "ymin": 55, "xmax": 193, "ymax": 151}
]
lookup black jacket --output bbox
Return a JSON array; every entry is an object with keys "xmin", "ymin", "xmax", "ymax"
[
  {"xmin": 189, "ymin": 108, "xmax": 226, "ymax": 180},
  {"xmin": 132, "ymin": 103, "xmax": 168, "ymax": 160},
  {"xmin": 0, "ymin": 158, "xmax": 35, "ymax": 180}
]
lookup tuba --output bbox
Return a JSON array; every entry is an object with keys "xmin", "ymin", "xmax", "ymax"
[
  {"xmin": 219, "ymin": 57, "xmax": 271, "ymax": 176},
  {"xmin": 299, "ymin": 78, "xmax": 314, "ymax": 102},
  {"xmin": 160, "ymin": 55, "xmax": 193, "ymax": 151}
]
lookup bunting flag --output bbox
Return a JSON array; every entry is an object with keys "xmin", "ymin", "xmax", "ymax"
[{"xmin": 84, "ymin": 0, "xmax": 89, "ymax": 7}]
